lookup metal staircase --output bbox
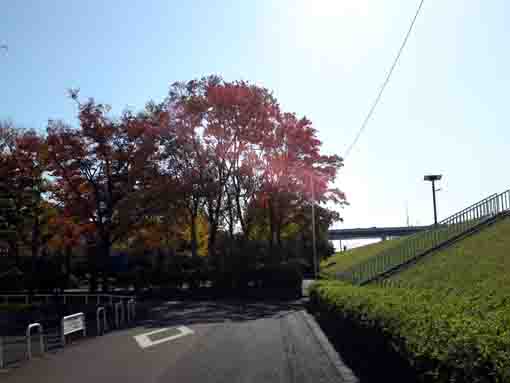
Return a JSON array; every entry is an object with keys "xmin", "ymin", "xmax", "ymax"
[{"xmin": 336, "ymin": 189, "xmax": 510, "ymax": 285}]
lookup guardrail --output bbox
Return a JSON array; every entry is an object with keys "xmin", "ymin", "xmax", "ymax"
[
  {"xmin": 26, "ymin": 323, "xmax": 44, "ymax": 360},
  {"xmin": 96, "ymin": 307, "xmax": 107, "ymax": 335},
  {"xmin": 337, "ymin": 189, "xmax": 510, "ymax": 285},
  {"xmin": 0, "ymin": 294, "xmax": 134, "ymax": 305},
  {"xmin": 61, "ymin": 313, "xmax": 86, "ymax": 347}
]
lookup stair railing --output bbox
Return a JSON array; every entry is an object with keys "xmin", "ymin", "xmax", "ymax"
[{"xmin": 337, "ymin": 190, "xmax": 510, "ymax": 285}]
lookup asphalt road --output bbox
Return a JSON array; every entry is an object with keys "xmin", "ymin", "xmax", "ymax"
[{"xmin": 1, "ymin": 300, "xmax": 353, "ymax": 383}]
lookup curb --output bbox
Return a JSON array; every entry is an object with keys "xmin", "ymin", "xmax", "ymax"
[{"xmin": 300, "ymin": 310, "xmax": 359, "ymax": 383}]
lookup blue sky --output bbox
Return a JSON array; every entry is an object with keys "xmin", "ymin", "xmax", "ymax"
[{"xmin": 2, "ymin": 1, "xmax": 510, "ymax": 246}]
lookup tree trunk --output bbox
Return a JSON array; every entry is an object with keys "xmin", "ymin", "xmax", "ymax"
[
  {"xmin": 65, "ymin": 246, "xmax": 72, "ymax": 288},
  {"xmin": 88, "ymin": 243, "xmax": 98, "ymax": 293},
  {"xmin": 268, "ymin": 199, "xmax": 276, "ymax": 251},
  {"xmin": 12, "ymin": 241, "xmax": 19, "ymax": 268},
  {"xmin": 207, "ymin": 222, "xmax": 217, "ymax": 257},
  {"xmin": 101, "ymin": 238, "xmax": 112, "ymax": 293},
  {"xmin": 29, "ymin": 215, "xmax": 40, "ymax": 296},
  {"xmin": 276, "ymin": 227, "xmax": 284, "ymax": 262},
  {"xmin": 190, "ymin": 213, "xmax": 198, "ymax": 258}
]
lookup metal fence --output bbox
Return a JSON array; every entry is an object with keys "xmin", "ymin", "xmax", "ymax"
[
  {"xmin": 337, "ymin": 189, "xmax": 510, "ymax": 285},
  {"xmin": 0, "ymin": 295, "xmax": 136, "ymax": 369},
  {"xmin": 0, "ymin": 294, "xmax": 134, "ymax": 306}
]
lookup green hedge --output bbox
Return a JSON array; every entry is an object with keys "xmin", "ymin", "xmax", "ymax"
[{"xmin": 309, "ymin": 281, "xmax": 510, "ymax": 382}]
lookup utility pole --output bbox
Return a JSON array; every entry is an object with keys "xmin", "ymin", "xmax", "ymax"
[
  {"xmin": 424, "ymin": 174, "xmax": 442, "ymax": 226},
  {"xmin": 311, "ymin": 175, "xmax": 318, "ymax": 279}
]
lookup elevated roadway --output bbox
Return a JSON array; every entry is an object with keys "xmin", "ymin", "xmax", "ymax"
[{"xmin": 328, "ymin": 226, "xmax": 429, "ymax": 241}]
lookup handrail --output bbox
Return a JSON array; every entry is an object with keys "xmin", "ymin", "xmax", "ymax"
[
  {"xmin": 26, "ymin": 323, "xmax": 44, "ymax": 360},
  {"xmin": 440, "ymin": 193, "xmax": 498, "ymax": 224},
  {"xmin": 337, "ymin": 189, "xmax": 510, "ymax": 285},
  {"xmin": 0, "ymin": 294, "xmax": 135, "ymax": 305}
]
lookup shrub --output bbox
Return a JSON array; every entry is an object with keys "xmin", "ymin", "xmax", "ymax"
[
  {"xmin": 310, "ymin": 281, "xmax": 510, "ymax": 383},
  {"xmin": 258, "ymin": 262, "xmax": 303, "ymax": 292}
]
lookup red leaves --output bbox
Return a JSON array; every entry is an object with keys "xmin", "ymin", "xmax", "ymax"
[
  {"xmin": 206, "ymin": 84, "xmax": 253, "ymax": 107},
  {"xmin": 45, "ymin": 93, "xmax": 167, "ymax": 248},
  {"xmin": 2, "ymin": 76, "xmax": 346, "ymax": 257},
  {"xmin": 168, "ymin": 76, "xmax": 345, "ymax": 204},
  {"xmin": 164, "ymin": 75, "xmax": 346, "ymax": 246}
]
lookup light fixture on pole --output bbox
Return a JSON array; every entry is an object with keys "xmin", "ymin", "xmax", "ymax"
[{"xmin": 424, "ymin": 174, "xmax": 442, "ymax": 226}]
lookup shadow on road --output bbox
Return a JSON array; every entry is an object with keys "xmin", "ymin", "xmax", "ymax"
[{"xmin": 140, "ymin": 300, "xmax": 305, "ymax": 328}]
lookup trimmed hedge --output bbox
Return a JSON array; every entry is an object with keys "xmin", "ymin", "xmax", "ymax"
[{"xmin": 310, "ymin": 281, "xmax": 510, "ymax": 382}]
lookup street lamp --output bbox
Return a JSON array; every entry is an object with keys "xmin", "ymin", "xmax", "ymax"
[
  {"xmin": 424, "ymin": 174, "xmax": 442, "ymax": 226},
  {"xmin": 310, "ymin": 175, "xmax": 318, "ymax": 280}
]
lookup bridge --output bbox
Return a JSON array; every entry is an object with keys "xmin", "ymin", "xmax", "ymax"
[{"xmin": 328, "ymin": 226, "xmax": 429, "ymax": 241}]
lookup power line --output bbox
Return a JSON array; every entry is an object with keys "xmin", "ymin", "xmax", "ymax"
[{"xmin": 343, "ymin": 0, "xmax": 426, "ymax": 159}]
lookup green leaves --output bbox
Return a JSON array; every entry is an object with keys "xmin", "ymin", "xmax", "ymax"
[{"xmin": 310, "ymin": 281, "xmax": 510, "ymax": 382}]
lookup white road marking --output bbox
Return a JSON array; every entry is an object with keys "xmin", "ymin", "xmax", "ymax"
[{"xmin": 134, "ymin": 326, "xmax": 194, "ymax": 349}]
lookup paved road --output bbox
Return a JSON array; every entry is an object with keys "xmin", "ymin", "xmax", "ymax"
[{"xmin": 1, "ymin": 301, "xmax": 353, "ymax": 383}]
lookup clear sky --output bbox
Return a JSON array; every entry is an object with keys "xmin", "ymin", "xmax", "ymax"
[{"xmin": 2, "ymin": 0, "xmax": 510, "ymax": 246}]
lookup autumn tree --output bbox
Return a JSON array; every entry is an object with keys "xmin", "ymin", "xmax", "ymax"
[
  {"xmin": 160, "ymin": 76, "xmax": 345, "ymax": 280},
  {"xmin": 0, "ymin": 121, "xmax": 18, "ymax": 259},
  {"xmin": 164, "ymin": 77, "xmax": 281, "ymax": 259},
  {"xmin": 0, "ymin": 122, "xmax": 51, "ymax": 269},
  {"xmin": 46, "ymin": 92, "xmax": 168, "ymax": 291}
]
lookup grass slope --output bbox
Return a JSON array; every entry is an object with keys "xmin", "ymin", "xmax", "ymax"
[
  {"xmin": 389, "ymin": 216, "xmax": 510, "ymax": 298},
  {"xmin": 321, "ymin": 238, "xmax": 400, "ymax": 277}
]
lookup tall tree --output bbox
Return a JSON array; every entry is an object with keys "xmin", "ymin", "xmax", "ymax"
[
  {"xmin": 0, "ymin": 122, "xmax": 50, "ymax": 268},
  {"xmin": 164, "ymin": 76, "xmax": 281, "ymax": 257},
  {"xmin": 46, "ymin": 92, "xmax": 167, "ymax": 291}
]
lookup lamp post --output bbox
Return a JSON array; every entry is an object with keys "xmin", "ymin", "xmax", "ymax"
[
  {"xmin": 310, "ymin": 175, "xmax": 318, "ymax": 279},
  {"xmin": 424, "ymin": 174, "xmax": 442, "ymax": 226}
]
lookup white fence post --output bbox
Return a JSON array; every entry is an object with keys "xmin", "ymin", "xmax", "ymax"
[
  {"xmin": 26, "ymin": 323, "xmax": 44, "ymax": 360},
  {"xmin": 96, "ymin": 307, "xmax": 107, "ymax": 335},
  {"xmin": 127, "ymin": 300, "xmax": 133, "ymax": 323},
  {"xmin": 61, "ymin": 313, "xmax": 86, "ymax": 347},
  {"xmin": 128, "ymin": 299, "xmax": 136, "ymax": 323},
  {"xmin": 114, "ymin": 302, "xmax": 125, "ymax": 329}
]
